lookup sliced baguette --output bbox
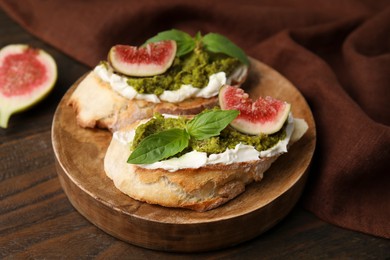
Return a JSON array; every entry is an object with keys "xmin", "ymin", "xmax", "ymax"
[
  {"xmin": 104, "ymin": 118, "xmax": 308, "ymax": 212},
  {"xmin": 68, "ymin": 65, "xmax": 247, "ymax": 132}
]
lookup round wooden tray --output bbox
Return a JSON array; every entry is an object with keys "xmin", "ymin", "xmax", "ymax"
[{"xmin": 52, "ymin": 58, "xmax": 316, "ymax": 252}]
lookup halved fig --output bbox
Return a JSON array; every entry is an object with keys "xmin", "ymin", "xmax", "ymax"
[
  {"xmin": 0, "ymin": 44, "xmax": 57, "ymax": 128},
  {"xmin": 219, "ymin": 85, "xmax": 291, "ymax": 135},
  {"xmin": 108, "ymin": 40, "xmax": 177, "ymax": 77}
]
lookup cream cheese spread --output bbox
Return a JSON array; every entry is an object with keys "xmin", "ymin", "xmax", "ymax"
[{"xmin": 94, "ymin": 64, "xmax": 226, "ymax": 103}]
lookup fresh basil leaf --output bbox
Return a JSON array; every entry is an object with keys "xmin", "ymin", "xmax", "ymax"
[
  {"xmin": 186, "ymin": 109, "xmax": 239, "ymax": 140},
  {"xmin": 202, "ymin": 33, "xmax": 249, "ymax": 65},
  {"xmin": 127, "ymin": 128, "xmax": 189, "ymax": 164},
  {"xmin": 145, "ymin": 29, "xmax": 195, "ymax": 57}
]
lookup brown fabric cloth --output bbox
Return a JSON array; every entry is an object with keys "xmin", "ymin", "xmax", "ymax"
[{"xmin": 1, "ymin": 0, "xmax": 389, "ymax": 238}]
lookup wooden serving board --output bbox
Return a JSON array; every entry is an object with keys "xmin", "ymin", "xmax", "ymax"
[{"xmin": 52, "ymin": 58, "xmax": 316, "ymax": 252}]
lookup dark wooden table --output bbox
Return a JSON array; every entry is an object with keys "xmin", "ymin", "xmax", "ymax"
[{"xmin": 1, "ymin": 7, "xmax": 389, "ymax": 259}]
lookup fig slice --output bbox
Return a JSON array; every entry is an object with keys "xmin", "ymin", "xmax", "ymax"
[
  {"xmin": 0, "ymin": 44, "xmax": 57, "ymax": 128},
  {"xmin": 108, "ymin": 40, "xmax": 177, "ymax": 77},
  {"xmin": 219, "ymin": 85, "xmax": 291, "ymax": 135}
]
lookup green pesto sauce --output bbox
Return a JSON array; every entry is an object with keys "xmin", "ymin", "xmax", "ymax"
[
  {"xmin": 126, "ymin": 50, "xmax": 241, "ymax": 96},
  {"xmin": 131, "ymin": 113, "xmax": 286, "ymax": 155}
]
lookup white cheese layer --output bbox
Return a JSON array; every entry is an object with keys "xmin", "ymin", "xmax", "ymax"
[
  {"xmin": 94, "ymin": 64, "xmax": 226, "ymax": 104},
  {"xmin": 113, "ymin": 114, "xmax": 297, "ymax": 172}
]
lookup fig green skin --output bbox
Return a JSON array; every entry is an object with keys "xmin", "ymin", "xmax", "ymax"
[
  {"xmin": 218, "ymin": 85, "xmax": 291, "ymax": 135},
  {"xmin": 0, "ymin": 44, "xmax": 57, "ymax": 128}
]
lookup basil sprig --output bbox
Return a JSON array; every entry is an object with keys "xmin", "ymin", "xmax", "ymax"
[
  {"xmin": 127, "ymin": 109, "xmax": 239, "ymax": 164},
  {"xmin": 145, "ymin": 29, "xmax": 249, "ymax": 65}
]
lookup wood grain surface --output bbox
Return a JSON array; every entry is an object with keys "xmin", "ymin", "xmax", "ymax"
[
  {"xmin": 1, "ymin": 7, "xmax": 389, "ymax": 259},
  {"xmin": 52, "ymin": 58, "xmax": 316, "ymax": 252}
]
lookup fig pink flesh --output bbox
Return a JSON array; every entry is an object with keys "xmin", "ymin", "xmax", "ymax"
[
  {"xmin": 115, "ymin": 41, "xmax": 174, "ymax": 65},
  {"xmin": 222, "ymin": 86, "xmax": 286, "ymax": 124},
  {"xmin": 109, "ymin": 40, "xmax": 176, "ymax": 76},
  {"xmin": 219, "ymin": 85, "xmax": 290, "ymax": 134},
  {"xmin": 0, "ymin": 48, "xmax": 47, "ymax": 97}
]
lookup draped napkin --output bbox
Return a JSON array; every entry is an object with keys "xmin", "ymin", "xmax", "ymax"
[{"xmin": 1, "ymin": 0, "xmax": 388, "ymax": 238}]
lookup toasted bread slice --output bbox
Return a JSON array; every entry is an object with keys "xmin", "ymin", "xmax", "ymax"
[
  {"xmin": 104, "ymin": 118, "xmax": 308, "ymax": 211},
  {"xmin": 68, "ymin": 65, "xmax": 247, "ymax": 132}
]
